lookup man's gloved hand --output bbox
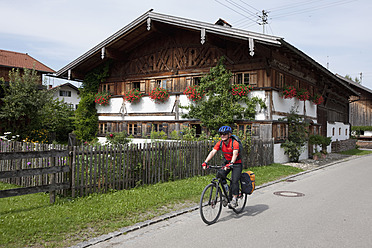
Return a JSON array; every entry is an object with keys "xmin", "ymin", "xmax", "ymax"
[
  {"xmin": 202, "ymin": 162, "xmax": 209, "ymax": 169},
  {"xmin": 223, "ymin": 162, "xmax": 234, "ymax": 170}
]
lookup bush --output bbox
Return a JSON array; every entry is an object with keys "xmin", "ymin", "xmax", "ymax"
[
  {"xmin": 106, "ymin": 131, "xmax": 132, "ymax": 145},
  {"xmin": 150, "ymin": 130, "xmax": 167, "ymax": 140}
]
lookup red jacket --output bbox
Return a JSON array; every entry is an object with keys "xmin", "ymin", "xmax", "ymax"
[{"xmin": 214, "ymin": 138, "xmax": 242, "ymax": 163}]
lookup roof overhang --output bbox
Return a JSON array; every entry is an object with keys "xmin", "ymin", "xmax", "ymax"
[
  {"xmin": 278, "ymin": 39, "xmax": 359, "ymax": 96},
  {"xmin": 56, "ymin": 10, "xmax": 282, "ymax": 80}
]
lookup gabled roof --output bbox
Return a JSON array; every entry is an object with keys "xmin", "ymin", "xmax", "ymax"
[
  {"xmin": 0, "ymin": 49, "xmax": 55, "ymax": 73},
  {"xmin": 49, "ymin": 82, "xmax": 79, "ymax": 92},
  {"xmin": 56, "ymin": 10, "xmax": 281, "ymax": 79},
  {"xmin": 336, "ymin": 74, "xmax": 372, "ymax": 95}
]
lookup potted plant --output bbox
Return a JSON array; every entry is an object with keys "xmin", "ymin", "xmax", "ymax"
[
  {"xmin": 95, "ymin": 91, "xmax": 111, "ymax": 106},
  {"xmin": 123, "ymin": 88, "xmax": 143, "ymax": 103},
  {"xmin": 309, "ymin": 134, "xmax": 332, "ymax": 160},
  {"xmin": 149, "ymin": 87, "xmax": 169, "ymax": 103}
]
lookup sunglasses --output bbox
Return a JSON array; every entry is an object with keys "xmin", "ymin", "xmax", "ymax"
[{"xmin": 219, "ymin": 132, "xmax": 229, "ymax": 136}]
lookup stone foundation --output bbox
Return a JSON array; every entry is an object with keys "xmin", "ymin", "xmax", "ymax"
[
  {"xmin": 331, "ymin": 139, "xmax": 356, "ymax": 152},
  {"xmin": 356, "ymin": 140, "xmax": 372, "ymax": 149}
]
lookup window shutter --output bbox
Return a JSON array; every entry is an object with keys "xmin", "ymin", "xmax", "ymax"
[
  {"xmin": 249, "ymin": 72, "xmax": 257, "ymax": 86},
  {"xmin": 166, "ymin": 79, "xmax": 172, "ymax": 91},
  {"xmin": 150, "ymin": 80, "xmax": 156, "ymax": 92},
  {"xmin": 140, "ymin": 81, "xmax": 146, "ymax": 93}
]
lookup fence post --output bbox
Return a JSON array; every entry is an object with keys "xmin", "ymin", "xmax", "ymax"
[
  {"xmin": 49, "ymin": 157, "xmax": 56, "ymax": 204},
  {"xmin": 71, "ymin": 146, "xmax": 76, "ymax": 198}
]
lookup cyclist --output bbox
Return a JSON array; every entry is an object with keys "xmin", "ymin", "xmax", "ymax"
[{"xmin": 202, "ymin": 126, "xmax": 242, "ymax": 208}]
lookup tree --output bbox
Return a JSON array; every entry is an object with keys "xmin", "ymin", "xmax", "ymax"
[
  {"xmin": 280, "ymin": 107, "xmax": 309, "ymax": 162},
  {"xmin": 180, "ymin": 57, "xmax": 265, "ymax": 134},
  {"xmin": 0, "ymin": 69, "xmax": 51, "ymax": 137},
  {"xmin": 345, "ymin": 74, "xmax": 361, "ymax": 84},
  {"xmin": 41, "ymin": 98, "xmax": 75, "ymax": 143},
  {"xmin": 0, "ymin": 68, "xmax": 74, "ymax": 142}
]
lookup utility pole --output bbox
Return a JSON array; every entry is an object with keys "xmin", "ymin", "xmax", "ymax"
[
  {"xmin": 258, "ymin": 10, "xmax": 269, "ymax": 34},
  {"xmin": 360, "ymin": 72, "xmax": 363, "ymax": 84}
]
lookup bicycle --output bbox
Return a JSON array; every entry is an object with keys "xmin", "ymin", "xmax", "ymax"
[{"xmin": 199, "ymin": 165, "xmax": 247, "ymax": 225}]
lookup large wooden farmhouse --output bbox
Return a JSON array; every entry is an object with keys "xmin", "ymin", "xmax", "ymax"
[{"xmin": 56, "ymin": 10, "xmax": 358, "ymax": 162}]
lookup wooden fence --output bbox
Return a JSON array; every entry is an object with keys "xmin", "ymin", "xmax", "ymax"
[
  {"xmin": 1, "ymin": 138, "xmax": 273, "ymax": 199},
  {"xmin": 0, "ymin": 141, "xmax": 70, "ymax": 203}
]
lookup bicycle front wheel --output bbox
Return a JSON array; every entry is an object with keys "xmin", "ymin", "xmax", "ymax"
[
  {"xmin": 232, "ymin": 192, "xmax": 247, "ymax": 214},
  {"xmin": 199, "ymin": 183, "xmax": 222, "ymax": 225}
]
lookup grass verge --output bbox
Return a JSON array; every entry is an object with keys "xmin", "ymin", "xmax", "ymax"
[
  {"xmin": 0, "ymin": 163, "xmax": 302, "ymax": 247},
  {"xmin": 338, "ymin": 148, "xmax": 372, "ymax": 156}
]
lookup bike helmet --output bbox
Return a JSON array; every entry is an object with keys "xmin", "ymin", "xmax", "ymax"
[{"xmin": 218, "ymin": 126, "xmax": 232, "ymax": 134}]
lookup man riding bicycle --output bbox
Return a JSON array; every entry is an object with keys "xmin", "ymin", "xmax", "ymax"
[{"xmin": 202, "ymin": 126, "xmax": 242, "ymax": 208}]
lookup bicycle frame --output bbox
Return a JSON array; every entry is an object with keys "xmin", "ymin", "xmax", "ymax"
[{"xmin": 199, "ymin": 165, "xmax": 247, "ymax": 224}]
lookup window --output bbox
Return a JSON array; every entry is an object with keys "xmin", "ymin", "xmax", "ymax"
[
  {"xmin": 237, "ymin": 124, "xmax": 252, "ymax": 136},
  {"xmin": 339, "ymin": 128, "xmax": 341, "ymax": 135},
  {"xmin": 99, "ymin": 123, "xmax": 108, "ymax": 134},
  {"xmin": 332, "ymin": 128, "xmax": 335, "ymax": 136},
  {"xmin": 345, "ymin": 129, "xmax": 348, "ymax": 136},
  {"xmin": 235, "ymin": 73, "xmax": 250, "ymax": 85},
  {"xmin": 193, "ymin": 77, "xmax": 202, "ymax": 85},
  {"xmin": 132, "ymin": 82, "xmax": 140, "ymax": 90},
  {"xmin": 156, "ymin": 79, "xmax": 167, "ymax": 89},
  {"xmin": 191, "ymin": 124, "xmax": 202, "ymax": 137},
  {"xmin": 128, "ymin": 123, "xmax": 138, "ymax": 136},
  {"xmin": 277, "ymin": 73, "xmax": 284, "ymax": 88},
  {"xmin": 102, "ymin": 83, "xmax": 115, "ymax": 94},
  {"xmin": 153, "ymin": 123, "xmax": 164, "ymax": 132},
  {"xmin": 273, "ymin": 123, "xmax": 287, "ymax": 142},
  {"xmin": 59, "ymin": 90, "xmax": 71, "ymax": 97}
]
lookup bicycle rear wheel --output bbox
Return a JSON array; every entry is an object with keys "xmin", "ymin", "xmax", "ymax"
[
  {"xmin": 199, "ymin": 183, "xmax": 222, "ymax": 225},
  {"xmin": 232, "ymin": 192, "xmax": 247, "ymax": 214}
]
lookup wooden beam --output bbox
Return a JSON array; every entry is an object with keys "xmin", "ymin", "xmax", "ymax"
[
  {"xmin": 0, "ymin": 183, "xmax": 70, "ymax": 198},
  {"xmin": 0, "ymin": 166, "xmax": 70, "ymax": 179},
  {"xmin": 0, "ymin": 149, "xmax": 68, "ymax": 160}
]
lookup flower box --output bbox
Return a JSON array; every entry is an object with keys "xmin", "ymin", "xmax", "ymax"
[
  {"xmin": 184, "ymin": 85, "xmax": 204, "ymax": 102},
  {"xmin": 95, "ymin": 91, "xmax": 111, "ymax": 105},
  {"xmin": 149, "ymin": 87, "xmax": 169, "ymax": 103},
  {"xmin": 123, "ymin": 88, "xmax": 143, "ymax": 103}
]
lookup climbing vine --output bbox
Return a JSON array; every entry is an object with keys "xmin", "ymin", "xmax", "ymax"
[{"xmin": 74, "ymin": 60, "xmax": 111, "ymax": 142}]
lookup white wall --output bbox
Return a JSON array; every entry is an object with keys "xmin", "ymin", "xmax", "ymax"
[
  {"xmin": 271, "ymin": 91, "xmax": 317, "ymax": 121},
  {"xmin": 53, "ymin": 85, "xmax": 80, "ymax": 109},
  {"xmin": 96, "ymin": 94, "xmax": 199, "ymax": 122},
  {"xmin": 326, "ymin": 122, "xmax": 350, "ymax": 153},
  {"xmin": 273, "ymin": 143, "xmax": 308, "ymax": 163}
]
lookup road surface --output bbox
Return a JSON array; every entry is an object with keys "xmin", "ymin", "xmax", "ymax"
[{"xmin": 83, "ymin": 155, "xmax": 372, "ymax": 248}]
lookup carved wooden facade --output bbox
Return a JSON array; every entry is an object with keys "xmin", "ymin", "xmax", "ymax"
[{"xmin": 56, "ymin": 11, "xmax": 357, "ymax": 149}]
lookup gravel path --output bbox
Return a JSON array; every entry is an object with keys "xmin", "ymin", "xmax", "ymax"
[{"xmin": 283, "ymin": 153, "xmax": 354, "ymax": 171}]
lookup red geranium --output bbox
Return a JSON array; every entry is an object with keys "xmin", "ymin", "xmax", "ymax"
[
  {"xmin": 95, "ymin": 91, "xmax": 111, "ymax": 105},
  {"xmin": 281, "ymin": 85, "xmax": 297, "ymax": 99},
  {"xmin": 149, "ymin": 87, "xmax": 169, "ymax": 103},
  {"xmin": 123, "ymin": 88, "xmax": 143, "ymax": 103},
  {"xmin": 296, "ymin": 88, "xmax": 310, "ymax": 101},
  {"xmin": 184, "ymin": 85, "xmax": 204, "ymax": 102},
  {"xmin": 231, "ymin": 84, "xmax": 252, "ymax": 99},
  {"xmin": 312, "ymin": 94, "xmax": 324, "ymax": 105}
]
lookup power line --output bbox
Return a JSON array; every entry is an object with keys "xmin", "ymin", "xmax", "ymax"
[
  {"xmin": 270, "ymin": 0, "xmax": 358, "ymax": 19},
  {"xmin": 214, "ymin": 0, "xmax": 258, "ymax": 23}
]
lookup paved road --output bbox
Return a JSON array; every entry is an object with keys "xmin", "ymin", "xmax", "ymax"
[{"xmin": 87, "ymin": 155, "xmax": 372, "ymax": 248}]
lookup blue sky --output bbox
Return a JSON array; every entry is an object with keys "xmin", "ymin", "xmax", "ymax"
[{"xmin": 1, "ymin": 0, "xmax": 371, "ymax": 90}]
